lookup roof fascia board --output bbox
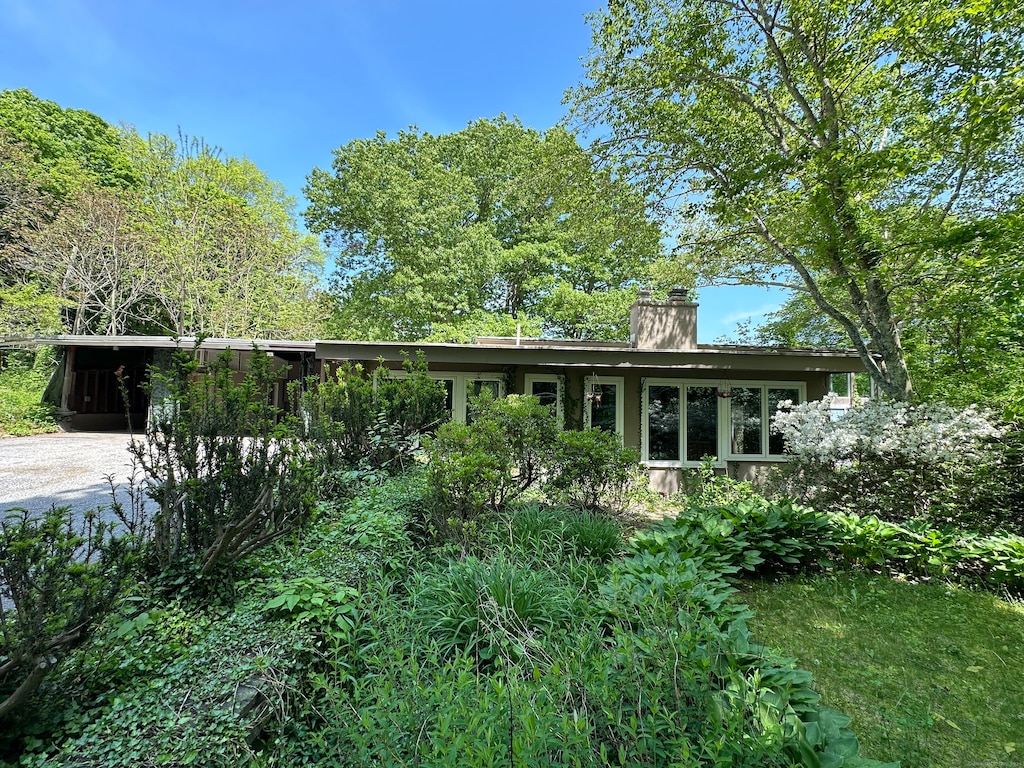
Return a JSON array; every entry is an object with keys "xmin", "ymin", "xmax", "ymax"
[{"xmin": 314, "ymin": 341, "xmax": 867, "ymax": 373}]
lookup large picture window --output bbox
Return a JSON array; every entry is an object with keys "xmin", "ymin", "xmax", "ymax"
[{"xmin": 643, "ymin": 379, "xmax": 803, "ymax": 465}]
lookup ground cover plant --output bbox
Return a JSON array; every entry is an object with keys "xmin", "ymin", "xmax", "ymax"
[{"xmin": 0, "ymin": 349, "xmax": 56, "ymax": 436}]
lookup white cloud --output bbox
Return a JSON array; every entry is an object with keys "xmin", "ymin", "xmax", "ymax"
[{"xmin": 720, "ymin": 302, "xmax": 782, "ymax": 326}]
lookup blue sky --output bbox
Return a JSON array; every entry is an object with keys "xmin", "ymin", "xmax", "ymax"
[{"xmin": 1, "ymin": 0, "xmax": 784, "ymax": 342}]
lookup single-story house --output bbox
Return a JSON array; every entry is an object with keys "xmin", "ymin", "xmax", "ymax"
[{"xmin": 3, "ymin": 290, "xmax": 866, "ymax": 492}]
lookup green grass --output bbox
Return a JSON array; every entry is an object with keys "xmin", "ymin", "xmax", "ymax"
[{"xmin": 741, "ymin": 571, "xmax": 1024, "ymax": 768}]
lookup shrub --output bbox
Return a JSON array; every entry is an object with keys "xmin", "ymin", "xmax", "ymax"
[
  {"xmin": 677, "ymin": 456, "xmax": 760, "ymax": 507},
  {"xmin": 827, "ymin": 512, "xmax": 1024, "ymax": 594},
  {"xmin": 297, "ymin": 353, "xmax": 448, "ymax": 485},
  {"xmin": 0, "ymin": 505, "xmax": 136, "ymax": 721},
  {"xmin": 130, "ymin": 346, "xmax": 312, "ymax": 593},
  {"xmin": 544, "ymin": 428, "xmax": 644, "ymax": 512},
  {"xmin": 423, "ymin": 393, "xmax": 558, "ymax": 545},
  {"xmin": 0, "ymin": 348, "xmax": 56, "ymax": 436},
  {"xmin": 770, "ymin": 397, "xmax": 1004, "ymax": 525}
]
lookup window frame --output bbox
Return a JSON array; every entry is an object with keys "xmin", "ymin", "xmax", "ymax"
[
  {"xmin": 640, "ymin": 378, "xmax": 806, "ymax": 467},
  {"xmin": 583, "ymin": 375, "xmax": 624, "ymax": 437},
  {"xmin": 525, "ymin": 373, "xmax": 565, "ymax": 428},
  {"xmin": 725, "ymin": 382, "xmax": 805, "ymax": 461}
]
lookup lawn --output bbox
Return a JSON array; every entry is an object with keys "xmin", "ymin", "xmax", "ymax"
[{"xmin": 742, "ymin": 572, "xmax": 1024, "ymax": 768}]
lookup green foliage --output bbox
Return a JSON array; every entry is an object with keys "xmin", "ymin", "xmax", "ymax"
[
  {"xmin": 263, "ymin": 576, "xmax": 359, "ymax": 648},
  {"xmin": 508, "ymin": 503, "xmax": 624, "ymax": 564},
  {"xmin": 423, "ymin": 393, "xmax": 558, "ymax": 544},
  {"xmin": 18, "ymin": 595, "xmax": 307, "ymax": 768},
  {"xmin": 634, "ymin": 499, "xmax": 835, "ymax": 581},
  {"xmin": 411, "ymin": 555, "xmax": 574, "ymax": 664},
  {"xmin": 0, "ymin": 505, "xmax": 135, "ymax": 722},
  {"xmin": 1, "ymin": 90, "xmax": 325, "ymax": 339},
  {"xmin": 0, "ymin": 89, "xmax": 135, "ymax": 197},
  {"xmin": 571, "ymin": 0, "xmax": 1024, "ymax": 398},
  {"xmin": 298, "ymin": 354, "xmax": 448, "ymax": 487},
  {"xmin": 544, "ymin": 427, "xmax": 645, "ymax": 512},
  {"xmin": 304, "ymin": 115, "xmax": 665, "ymax": 341},
  {"xmin": 0, "ymin": 283, "xmax": 62, "ymax": 337},
  {"xmin": 827, "ymin": 513, "xmax": 1024, "ymax": 594},
  {"xmin": 677, "ymin": 456, "xmax": 762, "ymax": 508},
  {"xmin": 0, "ymin": 349, "xmax": 56, "ymax": 436},
  {"xmin": 131, "ymin": 346, "xmax": 312, "ymax": 593}
]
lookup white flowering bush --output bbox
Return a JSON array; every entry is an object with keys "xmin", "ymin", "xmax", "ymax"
[
  {"xmin": 773, "ymin": 398, "xmax": 1002, "ymax": 466},
  {"xmin": 767, "ymin": 398, "xmax": 1007, "ymax": 527}
]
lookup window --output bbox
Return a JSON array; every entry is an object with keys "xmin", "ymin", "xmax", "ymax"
[
  {"xmin": 397, "ymin": 372, "xmax": 504, "ymax": 423},
  {"xmin": 584, "ymin": 376, "xmax": 623, "ymax": 436},
  {"xmin": 728, "ymin": 384, "xmax": 801, "ymax": 459},
  {"xmin": 642, "ymin": 379, "xmax": 804, "ymax": 465},
  {"xmin": 525, "ymin": 374, "xmax": 564, "ymax": 427},
  {"xmin": 642, "ymin": 380, "xmax": 721, "ymax": 465}
]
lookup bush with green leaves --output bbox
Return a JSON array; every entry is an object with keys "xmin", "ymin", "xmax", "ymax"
[
  {"xmin": 544, "ymin": 427, "xmax": 645, "ymax": 512},
  {"xmin": 130, "ymin": 346, "xmax": 313, "ymax": 593},
  {"xmin": 422, "ymin": 392, "xmax": 558, "ymax": 544},
  {"xmin": 296, "ymin": 353, "xmax": 448, "ymax": 486},
  {"xmin": 0, "ymin": 506, "xmax": 135, "ymax": 725},
  {"xmin": 676, "ymin": 456, "xmax": 761, "ymax": 507},
  {"xmin": 290, "ymin": 503, "xmax": 893, "ymax": 768},
  {"xmin": 0, "ymin": 348, "xmax": 56, "ymax": 436}
]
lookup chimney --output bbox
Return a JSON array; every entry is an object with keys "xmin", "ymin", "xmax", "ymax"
[{"xmin": 630, "ymin": 287, "xmax": 698, "ymax": 350}]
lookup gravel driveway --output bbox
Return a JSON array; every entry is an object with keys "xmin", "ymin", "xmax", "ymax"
[{"xmin": 0, "ymin": 432, "xmax": 146, "ymax": 521}]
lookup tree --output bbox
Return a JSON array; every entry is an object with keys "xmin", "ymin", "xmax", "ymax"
[
  {"xmin": 117, "ymin": 130, "xmax": 327, "ymax": 339},
  {"xmin": 304, "ymin": 116, "xmax": 664, "ymax": 341},
  {"xmin": 1, "ymin": 90, "xmax": 327, "ymax": 340},
  {"xmin": 0, "ymin": 89, "xmax": 135, "ymax": 198},
  {"xmin": 25, "ymin": 185, "xmax": 157, "ymax": 335},
  {"xmin": 570, "ymin": 0, "xmax": 1024, "ymax": 399}
]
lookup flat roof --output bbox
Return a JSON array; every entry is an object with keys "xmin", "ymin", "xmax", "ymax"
[
  {"xmin": 0, "ymin": 335, "xmax": 316, "ymax": 353},
  {"xmin": 315, "ymin": 338, "xmax": 867, "ymax": 373},
  {"xmin": 3, "ymin": 334, "xmax": 868, "ymax": 373}
]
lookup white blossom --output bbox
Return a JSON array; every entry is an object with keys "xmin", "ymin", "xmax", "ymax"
[{"xmin": 773, "ymin": 397, "xmax": 1002, "ymax": 466}]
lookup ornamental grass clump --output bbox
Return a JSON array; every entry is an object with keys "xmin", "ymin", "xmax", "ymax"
[{"xmin": 411, "ymin": 555, "xmax": 573, "ymax": 665}]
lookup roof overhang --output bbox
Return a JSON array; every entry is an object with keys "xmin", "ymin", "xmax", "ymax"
[
  {"xmin": 314, "ymin": 340, "xmax": 867, "ymax": 373},
  {"xmin": 1, "ymin": 335, "xmax": 316, "ymax": 354}
]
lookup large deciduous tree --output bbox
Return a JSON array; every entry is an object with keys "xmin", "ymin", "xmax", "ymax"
[
  {"xmin": 124, "ymin": 131, "xmax": 325, "ymax": 339},
  {"xmin": 570, "ymin": 0, "xmax": 1024, "ymax": 399},
  {"xmin": 304, "ymin": 116, "xmax": 664, "ymax": 341},
  {"xmin": 1, "ymin": 90, "xmax": 326, "ymax": 340}
]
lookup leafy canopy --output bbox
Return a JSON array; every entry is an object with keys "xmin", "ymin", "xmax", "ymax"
[
  {"xmin": 570, "ymin": 0, "xmax": 1024, "ymax": 399},
  {"xmin": 304, "ymin": 116, "xmax": 665, "ymax": 341}
]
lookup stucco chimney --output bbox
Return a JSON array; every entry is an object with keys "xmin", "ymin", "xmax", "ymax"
[{"xmin": 630, "ymin": 287, "xmax": 699, "ymax": 350}]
